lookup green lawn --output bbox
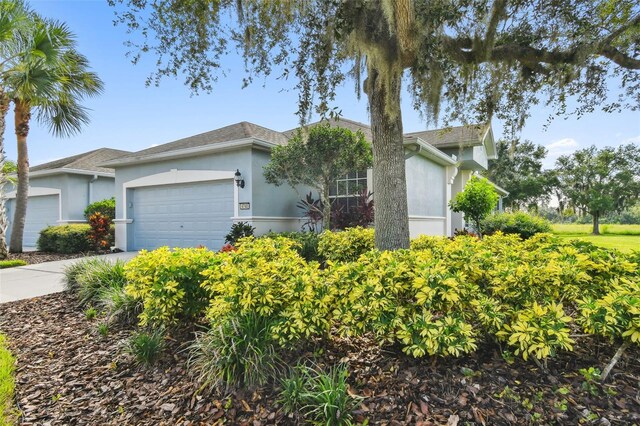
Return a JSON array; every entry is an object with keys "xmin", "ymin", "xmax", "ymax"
[
  {"xmin": 0, "ymin": 334, "xmax": 17, "ymax": 426},
  {"xmin": 552, "ymin": 223, "xmax": 640, "ymax": 252}
]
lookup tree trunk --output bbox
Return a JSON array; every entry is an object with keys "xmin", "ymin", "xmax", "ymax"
[
  {"xmin": 365, "ymin": 66, "xmax": 410, "ymax": 250},
  {"xmin": 321, "ymin": 184, "xmax": 331, "ymax": 231},
  {"xmin": 9, "ymin": 99, "xmax": 31, "ymax": 253},
  {"xmin": 0, "ymin": 91, "xmax": 10, "ymax": 259},
  {"xmin": 592, "ymin": 212, "xmax": 600, "ymax": 235}
]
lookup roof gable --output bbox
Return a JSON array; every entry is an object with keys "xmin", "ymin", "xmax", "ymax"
[{"xmin": 30, "ymin": 148, "xmax": 131, "ymax": 174}]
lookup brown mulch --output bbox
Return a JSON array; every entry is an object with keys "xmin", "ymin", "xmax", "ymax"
[
  {"xmin": 1, "ymin": 292, "xmax": 639, "ymax": 425},
  {"xmin": 7, "ymin": 251, "xmax": 92, "ymax": 265}
]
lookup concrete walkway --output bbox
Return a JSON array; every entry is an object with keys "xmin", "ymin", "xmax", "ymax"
[{"xmin": 0, "ymin": 252, "xmax": 139, "ymax": 303}]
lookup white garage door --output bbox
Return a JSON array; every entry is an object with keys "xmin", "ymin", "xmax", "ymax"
[
  {"xmin": 6, "ymin": 195, "xmax": 60, "ymax": 248},
  {"xmin": 132, "ymin": 180, "xmax": 234, "ymax": 251}
]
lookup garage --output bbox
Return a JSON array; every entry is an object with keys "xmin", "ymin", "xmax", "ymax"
[
  {"xmin": 6, "ymin": 194, "xmax": 60, "ymax": 248},
  {"xmin": 132, "ymin": 180, "xmax": 234, "ymax": 250}
]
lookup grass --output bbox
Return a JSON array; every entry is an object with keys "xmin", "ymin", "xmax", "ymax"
[
  {"xmin": 552, "ymin": 224, "xmax": 640, "ymax": 253},
  {"xmin": 0, "ymin": 260, "xmax": 26, "ymax": 269},
  {"xmin": 552, "ymin": 223, "xmax": 640, "ymax": 235},
  {"xmin": 0, "ymin": 334, "xmax": 17, "ymax": 426}
]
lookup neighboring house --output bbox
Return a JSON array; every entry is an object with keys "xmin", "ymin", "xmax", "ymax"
[
  {"xmin": 104, "ymin": 119, "xmax": 505, "ymax": 252},
  {"xmin": 5, "ymin": 148, "xmax": 129, "ymax": 247}
]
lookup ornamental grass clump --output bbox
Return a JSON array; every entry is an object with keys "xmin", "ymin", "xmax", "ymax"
[
  {"xmin": 124, "ymin": 329, "xmax": 165, "ymax": 366},
  {"xmin": 64, "ymin": 258, "xmax": 127, "ymax": 306},
  {"xmin": 279, "ymin": 363, "xmax": 361, "ymax": 426},
  {"xmin": 188, "ymin": 313, "xmax": 281, "ymax": 391}
]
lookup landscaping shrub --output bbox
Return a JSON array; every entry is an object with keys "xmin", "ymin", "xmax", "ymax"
[
  {"xmin": 224, "ymin": 221, "xmax": 255, "ymax": 245},
  {"xmin": 317, "ymin": 226, "xmax": 374, "ymax": 263},
  {"xmin": 38, "ymin": 224, "xmax": 114, "ymax": 253},
  {"xmin": 124, "ymin": 329, "xmax": 165, "ymax": 365},
  {"xmin": 125, "ymin": 247, "xmax": 218, "ymax": 327},
  {"xmin": 262, "ymin": 231, "xmax": 320, "ymax": 262},
  {"xmin": 482, "ymin": 211, "xmax": 552, "ymax": 239},
  {"xmin": 0, "ymin": 260, "xmax": 26, "ymax": 269},
  {"xmin": 38, "ymin": 224, "xmax": 93, "ymax": 253},
  {"xmin": 87, "ymin": 212, "xmax": 112, "ymax": 251},
  {"xmin": 201, "ymin": 237, "xmax": 332, "ymax": 344},
  {"xmin": 188, "ymin": 313, "xmax": 281, "ymax": 390},
  {"xmin": 84, "ymin": 197, "xmax": 115, "ymax": 220}
]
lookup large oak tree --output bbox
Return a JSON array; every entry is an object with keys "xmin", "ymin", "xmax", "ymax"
[{"xmin": 110, "ymin": 0, "xmax": 640, "ymax": 250}]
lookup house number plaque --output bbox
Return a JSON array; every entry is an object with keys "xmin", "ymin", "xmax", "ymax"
[{"xmin": 239, "ymin": 202, "xmax": 250, "ymax": 210}]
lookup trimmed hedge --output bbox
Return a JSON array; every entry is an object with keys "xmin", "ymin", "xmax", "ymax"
[
  {"xmin": 481, "ymin": 211, "xmax": 552, "ymax": 239},
  {"xmin": 84, "ymin": 198, "xmax": 115, "ymax": 220},
  {"xmin": 0, "ymin": 260, "xmax": 27, "ymax": 269},
  {"xmin": 37, "ymin": 224, "xmax": 114, "ymax": 253}
]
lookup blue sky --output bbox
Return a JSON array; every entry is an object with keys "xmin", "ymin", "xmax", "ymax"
[{"xmin": 4, "ymin": 0, "xmax": 639, "ymax": 169}]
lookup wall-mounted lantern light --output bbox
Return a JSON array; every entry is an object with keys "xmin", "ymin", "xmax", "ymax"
[{"xmin": 234, "ymin": 169, "xmax": 245, "ymax": 189}]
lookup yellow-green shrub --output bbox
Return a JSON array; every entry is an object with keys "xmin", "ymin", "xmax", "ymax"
[
  {"xmin": 124, "ymin": 247, "xmax": 217, "ymax": 326},
  {"xmin": 497, "ymin": 302, "xmax": 574, "ymax": 361},
  {"xmin": 578, "ymin": 277, "xmax": 640, "ymax": 343},
  {"xmin": 317, "ymin": 227, "xmax": 374, "ymax": 263},
  {"xmin": 201, "ymin": 237, "xmax": 334, "ymax": 344}
]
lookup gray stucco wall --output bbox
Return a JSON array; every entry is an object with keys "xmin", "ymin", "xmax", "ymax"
[
  {"xmin": 405, "ymin": 155, "xmax": 446, "ymax": 217},
  {"xmin": 251, "ymin": 149, "xmax": 312, "ymax": 218}
]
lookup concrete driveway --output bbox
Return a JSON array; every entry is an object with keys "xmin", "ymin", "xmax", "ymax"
[{"xmin": 0, "ymin": 252, "xmax": 139, "ymax": 303}]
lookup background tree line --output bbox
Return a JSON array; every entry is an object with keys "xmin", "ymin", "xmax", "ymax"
[{"xmin": 485, "ymin": 139, "xmax": 640, "ymax": 234}]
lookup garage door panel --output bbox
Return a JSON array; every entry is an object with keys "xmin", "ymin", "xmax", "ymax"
[
  {"xmin": 132, "ymin": 180, "xmax": 234, "ymax": 251},
  {"xmin": 6, "ymin": 195, "xmax": 59, "ymax": 247}
]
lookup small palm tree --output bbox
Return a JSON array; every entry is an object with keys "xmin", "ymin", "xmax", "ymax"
[{"xmin": 3, "ymin": 15, "xmax": 103, "ymax": 253}]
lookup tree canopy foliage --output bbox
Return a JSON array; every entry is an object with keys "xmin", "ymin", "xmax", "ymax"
[
  {"xmin": 110, "ymin": 0, "xmax": 640, "ymax": 249},
  {"xmin": 555, "ymin": 144, "xmax": 640, "ymax": 234},
  {"xmin": 263, "ymin": 123, "xmax": 372, "ymax": 230},
  {"xmin": 485, "ymin": 139, "xmax": 555, "ymax": 210}
]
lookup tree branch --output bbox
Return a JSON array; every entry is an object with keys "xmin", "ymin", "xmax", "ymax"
[{"xmin": 443, "ymin": 36, "xmax": 640, "ymax": 70}]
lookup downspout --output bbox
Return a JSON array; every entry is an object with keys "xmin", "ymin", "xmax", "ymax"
[{"xmin": 88, "ymin": 175, "xmax": 98, "ymax": 205}]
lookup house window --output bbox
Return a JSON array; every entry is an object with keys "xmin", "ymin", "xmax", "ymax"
[{"xmin": 329, "ymin": 170, "xmax": 369, "ymax": 211}]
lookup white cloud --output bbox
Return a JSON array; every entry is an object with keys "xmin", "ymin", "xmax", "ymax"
[{"xmin": 543, "ymin": 138, "xmax": 579, "ymax": 169}]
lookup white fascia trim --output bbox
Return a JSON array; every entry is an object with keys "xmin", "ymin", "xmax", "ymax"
[
  {"xmin": 103, "ymin": 138, "xmax": 277, "ymax": 167},
  {"xmin": 404, "ymin": 138, "xmax": 458, "ymax": 166},
  {"xmin": 482, "ymin": 126, "xmax": 498, "ymax": 160},
  {"xmin": 122, "ymin": 169, "xmax": 237, "ymax": 220},
  {"xmin": 29, "ymin": 168, "xmax": 114, "ymax": 178},
  {"xmin": 232, "ymin": 216, "xmax": 303, "ymax": 221},
  {"xmin": 5, "ymin": 186, "xmax": 61, "ymax": 198},
  {"xmin": 409, "ymin": 215, "xmax": 447, "ymax": 220},
  {"xmin": 113, "ymin": 219, "xmax": 133, "ymax": 224}
]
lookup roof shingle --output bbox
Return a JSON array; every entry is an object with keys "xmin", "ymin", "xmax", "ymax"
[{"xmin": 30, "ymin": 148, "xmax": 131, "ymax": 174}]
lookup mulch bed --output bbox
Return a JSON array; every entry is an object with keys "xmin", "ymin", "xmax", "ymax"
[
  {"xmin": 1, "ymin": 292, "xmax": 639, "ymax": 425},
  {"xmin": 7, "ymin": 251, "xmax": 109, "ymax": 265}
]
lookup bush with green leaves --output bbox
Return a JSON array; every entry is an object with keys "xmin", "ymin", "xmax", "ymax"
[
  {"xmin": 449, "ymin": 176, "xmax": 500, "ymax": 237},
  {"xmin": 279, "ymin": 363, "xmax": 361, "ymax": 426},
  {"xmin": 224, "ymin": 221, "xmax": 255, "ymax": 245},
  {"xmin": 317, "ymin": 226, "xmax": 374, "ymax": 263},
  {"xmin": 38, "ymin": 224, "xmax": 93, "ymax": 253},
  {"xmin": 38, "ymin": 224, "xmax": 115, "ymax": 253},
  {"xmin": 124, "ymin": 329, "xmax": 165, "ymax": 365},
  {"xmin": 188, "ymin": 313, "xmax": 281, "ymax": 390},
  {"xmin": 482, "ymin": 211, "xmax": 552, "ymax": 239},
  {"xmin": 98, "ymin": 286, "xmax": 142, "ymax": 326},
  {"xmin": 84, "ymin": 197, "xmax": 115, "ymax": 220},
  {"xmin": 124, "ymin": 247, "xmax": 218, "ymax": 327}
]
